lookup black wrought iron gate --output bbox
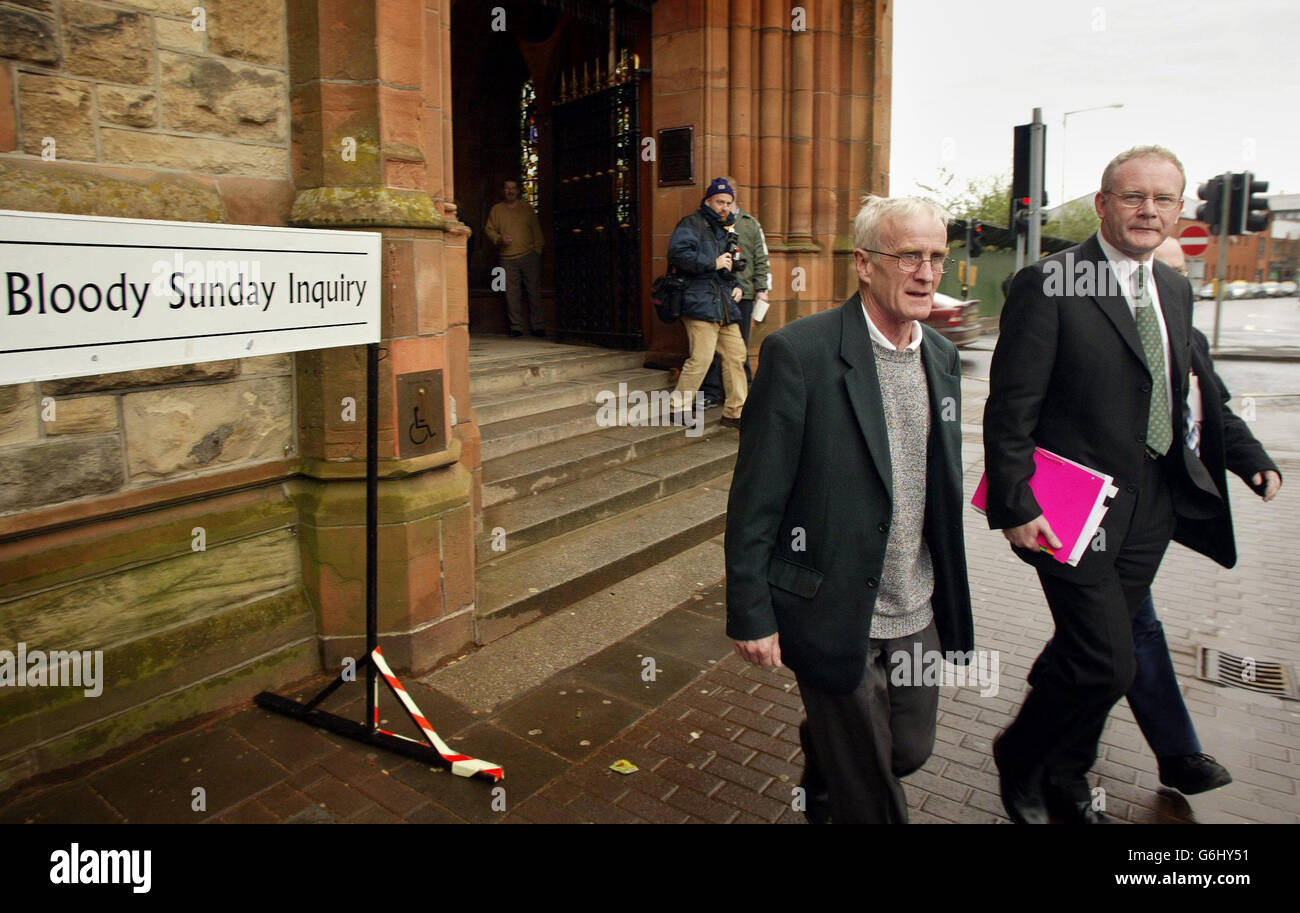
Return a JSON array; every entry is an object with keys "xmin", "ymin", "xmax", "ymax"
[{"xmin": 552, "ymin": 62, "xmax": 642, "ymax": 349}]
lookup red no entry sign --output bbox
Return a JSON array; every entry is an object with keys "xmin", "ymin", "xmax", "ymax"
[{"xmin": 1180, "ymin": 224, "xmax": 1210, "ymax": 257}]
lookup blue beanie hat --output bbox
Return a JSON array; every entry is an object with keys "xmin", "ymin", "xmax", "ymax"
[{"xmin": 704, "ymin": 177, "xmax": 735, "ymax": 200}]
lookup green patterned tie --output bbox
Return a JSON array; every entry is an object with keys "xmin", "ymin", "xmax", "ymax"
[{"xmin": 1134, "ymin": 267, "xmax": 1172, "ymax": 456}]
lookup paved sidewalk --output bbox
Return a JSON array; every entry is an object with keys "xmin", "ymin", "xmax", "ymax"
[{"xmin": 2, "ymin": 448, "xmax": 1296, "ymax": 824}]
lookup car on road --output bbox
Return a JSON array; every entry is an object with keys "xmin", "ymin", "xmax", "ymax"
[
  {"xmin": 1199, "ymin": 282, "xmax": 1217, "ymax": 299},
  {"xmin": 1260, "ymin": 281, "xmax": 1281, "ymax": 297},
  {"xmin": 1226, "ymin": 281, "xmax": 1251, "ymax": 299},
  {"xmin": 1279, "ymin": 280, "xmax": 1298, "ymax": 297},
  {"xmin": 925, "ymin": 292, "xmax": 981, "ymax": 347}
]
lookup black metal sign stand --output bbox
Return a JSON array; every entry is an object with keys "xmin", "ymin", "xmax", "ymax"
[{"xmin": 255, "ymin": 343, "xmax": 502, "ymax": 783}]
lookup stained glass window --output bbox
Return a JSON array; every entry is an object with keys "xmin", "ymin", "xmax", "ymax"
[{"xmin": 520, "ymin": 80, "xmax": 539, "ymax": 209}]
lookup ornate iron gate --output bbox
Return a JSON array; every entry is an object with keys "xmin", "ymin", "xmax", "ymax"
[{"xmin": 552, "ymin": 57, "xmax": 642, "ymax": 349}]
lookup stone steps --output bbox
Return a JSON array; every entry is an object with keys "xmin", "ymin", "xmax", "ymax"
[
  {"xmin": 469, "ymin": 347, "xmax": 647, "ymax": 396},
  {"xmin": 472, "ymin": 366, "xmax": 673, "ymax": 426},
  {"xmin": 473, "ymin": 471, "xmax": 733, "ymax": 645},
  {"xmin": 467, "ymin": 339, "xmax": 733, "ymax": 650},
  {"xmin": 481, "ymin": 417, "xmax": 724, "ymax": 509},
  {"xmin": 476, "ymin": 430, "xmax": 738, "ymax": 563},
  {"xmin": 477, "ymin": 371, "xmax": 677, "ymax": 463}
]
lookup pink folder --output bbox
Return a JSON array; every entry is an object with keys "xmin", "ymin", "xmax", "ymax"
[{"xmin": 972, "ymin": 448, "xmax": 1118, "ymax": 567}]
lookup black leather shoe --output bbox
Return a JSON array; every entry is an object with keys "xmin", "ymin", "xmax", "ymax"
[
  {"xmin": 508, "ymin": 329, "xmax": 524, "ymax": 338},
  {"xmin": 719, "ymin": 416, "xmax": 741, "ymax": 430},
  {"xmin": 993, "ymin": 737, "xmax": 1048, "ymax": 824},
  {"xmin": 1158, "ymin": 753, "xmax": 1232, "ymax": 795},
  {"xmin": 1043, "ymin": 781, "xmax": 1111, "ymax": 823},
  {"xmin": 532, "ymin": 328, "xmax": 546, "ymax": 338},
  {"xmin": 799, "ymin": 771, "xmax": 831, "ymax": 824}
]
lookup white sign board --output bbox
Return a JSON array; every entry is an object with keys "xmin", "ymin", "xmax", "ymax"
[{"xmin": 0, "ymin": 209, "xmax": 381, "ymax": 385}]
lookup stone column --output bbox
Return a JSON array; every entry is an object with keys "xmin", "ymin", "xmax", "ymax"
[
  {"xmin": 756, "ymin": 0, "xmax": 787, "ymax": 241},
  {"xmin": 786, "ymin": 10, "xmax": 813, "ymax": 245},
  {"xmin": 286, "ymin": 0, "xmax": 475, "ymax": 674}
]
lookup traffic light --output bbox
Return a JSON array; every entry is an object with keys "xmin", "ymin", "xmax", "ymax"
[
  {"xmin": 1196, "ymin": 176, "xmax": 1224, "ymax": 233},
  {"xmin": 1010, "ymin": 195, "xmax": 1049, "ymax": 235},
  {"xmin": 969, "ymin": 219, "xmax": 985, "ymax": 257},
  {"xmin": 1010, "ymin": 195, "xmax": 1028, "ymax": 235},
  {"xmin": 1228, "ymin": 171, "xmax": 1269, "ymax": 235}
]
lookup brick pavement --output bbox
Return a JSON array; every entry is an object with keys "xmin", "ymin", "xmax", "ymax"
[{"xmin": 1, "ymin": 440, "xmax": 1296, "ymax": 825}]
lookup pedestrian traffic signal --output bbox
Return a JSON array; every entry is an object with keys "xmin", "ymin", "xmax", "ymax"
[
  {"xmin": 1228, "ymin": 171, "xmax": 1269, "ymax": 235},
  {"xmin": 1196, "ymin": 176, "xmax": 1224, "ymax": 233},
  {"xmin": 969, "ymin": 219, "xmax": 985, "ymax": 257}
]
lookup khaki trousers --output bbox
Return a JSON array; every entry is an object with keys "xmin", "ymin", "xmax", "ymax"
[{"xmin": 675, "ymin": 317, "xmax": 748, "ymax": 419}]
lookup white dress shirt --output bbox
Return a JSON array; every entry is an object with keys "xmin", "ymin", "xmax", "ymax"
[{"xmin": 862, "ymin": 300, "xmax": 923, "ymax": 352}]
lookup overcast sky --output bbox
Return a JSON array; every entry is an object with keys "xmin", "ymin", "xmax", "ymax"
[{"xmin": 891, "ymin": 0, "xmax": 1300, "ymax": 216}]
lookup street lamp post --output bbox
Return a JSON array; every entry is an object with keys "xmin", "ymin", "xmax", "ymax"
[{"xmin": 1061, "ymin": 103, "xmax": 1125, "ymax": 234}]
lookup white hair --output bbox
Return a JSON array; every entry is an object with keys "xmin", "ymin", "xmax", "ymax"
[{"xmin": 853, "ymin": 195, "xmax": 951, "ymax": 252}]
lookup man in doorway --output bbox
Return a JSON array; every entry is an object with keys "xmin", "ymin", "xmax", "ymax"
[
  {"xmin": 485, "ymin": 178, "xmax": 546, "ymax": 337},
  {"xmin": 725, "ymin": 195, "xmax": 973, "ymax": 823}
]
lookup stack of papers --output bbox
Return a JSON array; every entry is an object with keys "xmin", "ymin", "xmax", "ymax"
[{"xmin": 972, "ymin": 448, "xmax": 1119, "ymax": 567}]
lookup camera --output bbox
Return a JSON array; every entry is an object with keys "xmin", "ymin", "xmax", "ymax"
[{"xmin": 727, "ymin": 233, "xmax": 746, "ymax": 273}]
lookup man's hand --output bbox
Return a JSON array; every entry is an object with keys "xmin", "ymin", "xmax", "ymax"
[
  {"xmin": 502, "ymin": 233, "xmax": 513, "ymax": 245},
  {"xmin": 1253, "ymin": 469, "xmax": 1282, "ymax": 502},
  {"xmin": 715, "ymin": 252, "xmax": 733, "ymax": 271},
  {"xmin": 756, "ymin": 290, "xmax": 770, "ymax": 302},
  {"xmin": 730, "ymin": 286, "xmax": 743, "ymax": 303},
  {"xmin": 1003, "ymin": 514, "xmax": 1062, "ymax": 552},
  {"xmin": 734, "ymin": 633, "xmax": 781, "ymax": 668}
]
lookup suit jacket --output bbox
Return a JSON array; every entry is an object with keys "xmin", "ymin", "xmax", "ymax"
[
  {"xmin": 984, "ymin": 234, "xmax": 1222, "ymax": 583},
  {"xmin": 725, "ymin": 295, "xmax": 974, "ymax": 694},
  {"xmin": 1172, "ymin": 328, "xmax": 1280, "ymax": 567}
]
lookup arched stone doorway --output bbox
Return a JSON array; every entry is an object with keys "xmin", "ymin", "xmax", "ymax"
[{"xmin": 451, "ymin": 0, "xmax": 653, "ymax": 348}]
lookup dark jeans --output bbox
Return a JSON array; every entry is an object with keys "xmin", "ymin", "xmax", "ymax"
[
  {"xmin": 1126, "ymin": 592, "xmax": 1202, "ymax": 758},
  {"xmin": 700, "ymin": 297, "xmax": 753, "ymax": 400}
]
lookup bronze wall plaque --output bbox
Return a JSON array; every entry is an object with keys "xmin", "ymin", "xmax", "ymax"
[
  {"xmin": 657, "ymin": 126, "xmax": 694, "ymax": 186},
  {"xmin": 396, "ymin": 370, "xmax": 446, "ymax": 459}
]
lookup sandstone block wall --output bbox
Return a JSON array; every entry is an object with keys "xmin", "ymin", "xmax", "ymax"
[{"xmin": 0, "ymin": 0, "xmax": 312, "ymax": 791}]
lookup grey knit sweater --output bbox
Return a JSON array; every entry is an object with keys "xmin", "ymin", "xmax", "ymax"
[{"xmin": 867, "ymin": 338, "xmax": 935, "ymax": 639}]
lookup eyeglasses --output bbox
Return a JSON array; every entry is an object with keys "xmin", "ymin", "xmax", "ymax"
[
  {"xmin": 862, "ymin": 248, "xmax": 948, "ymax": 274},
  {"xmin": 1103, "ymin": 191, "xmax": 1182, "ymax": 213}
]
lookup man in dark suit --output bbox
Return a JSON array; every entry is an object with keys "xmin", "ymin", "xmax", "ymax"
[
  {"xmin": 984, "ymin": 146, "xmax": 1228, "ymax": 823},
  {"xmin": 725, "ymin": 196, "xmax": 974, "ymax": 823}
]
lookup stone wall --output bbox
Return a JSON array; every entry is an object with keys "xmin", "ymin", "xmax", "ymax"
[
  {"xmin": 646, "ymin": 0, "xmax": 892, "ymax": 363},
  {"xmin": 0, "ymin": 0, "xmax": 311, "ymax": 791}
]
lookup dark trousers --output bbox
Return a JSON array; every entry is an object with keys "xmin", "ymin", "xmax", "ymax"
[
  {"xmin": 1127, "ymin": 592, "xmax": 1202, "ymax": 757},
  {"xmin": 796, "ymin": 620, "xmax": 940, "ymax": 823},
  {"xmin": 1003, "ymin": 454, "xmax": 1176, "ymax": 798},
  {"xmin": 1028, "ymin": 591, "xmax": 1203, "ymax": 766},
  {"xmin": 700, "ymin": 298, "xmax": 753, "ymax": 399},
  {"xmin": 503, "ymin": 250, "xmax": 543, "ymax": 332}
]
